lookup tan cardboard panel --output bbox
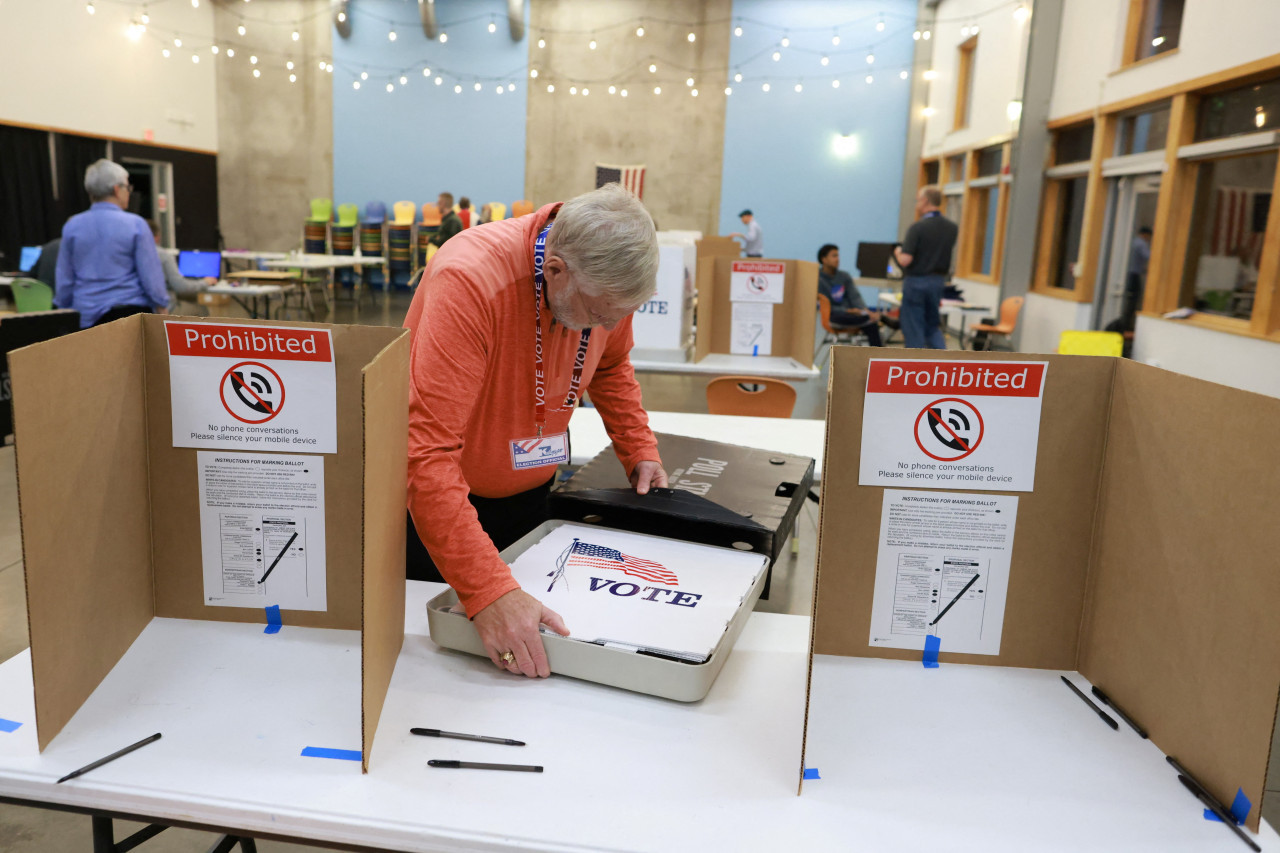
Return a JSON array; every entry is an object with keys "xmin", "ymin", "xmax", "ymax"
[
  {"xmin": 693, "ymin": 257, "xmax": 715, "ymax": 363},
  {"xmin": 785, "ymin": 262, "xmax": 818, "ymax": 368},
  {"xmin": 812, "ymin": 347, "xmax": 1115, "ymax": 670},
  {"xmin": 1079, "ymin": 361, "xmax": 1280, "ymax": 832},
  {"xmin": 11, "ymin": 317, "xmax": 155, "ymax": 749},
  {"xmin": 360, "ymin": 332, "xmax": 410, "ymax": 773},
  {"xmin": 694, "ymin": 236, "xmax": 742, "ymax": 259},
  {"xmin": 143, "ymin": 316, "xmax": 401, "ymax": 630},
  {"xmin": 702, "ymin": 257, "xmax": 819, "ymax": 363}
]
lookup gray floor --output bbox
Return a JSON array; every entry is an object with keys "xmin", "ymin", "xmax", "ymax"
[{"xmin": 1, "ymin": 291, "xmax": 1276, "ymax": 848}]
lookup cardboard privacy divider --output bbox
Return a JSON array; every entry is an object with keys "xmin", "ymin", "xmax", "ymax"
[
  {"xmin": 693, "ymin": 256, "xmax": 819, "ymax": 367},
  {"xmin": 10, "ymin": 314, "xmax": 409, "ymax": 773},
  {"xmin": 805, "ymin": 347, "xmax": 1280, "ymax": 830}
]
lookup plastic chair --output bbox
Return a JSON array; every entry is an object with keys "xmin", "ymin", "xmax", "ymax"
[
  {"xmin": 11, "ymin": 278, "xmax": 54, "ymax": 313},
  {"xmin": 488, "ymin": 202, "xmax": 507, "ymax": 221},
  {"xmin": 420, "ymin": 204, "xmax": 442, "ymax": 227},
  {"xmin": 705, "ymin": 375, "xmax": 797, "ymax": 418},
  {"xmin": 1058, "ymin": 330, "xmax": 1124, "ymax": 357},
  {"xmin": 335, "ymin": 204, "xmax": 359, "ymax": 228},
  {"xmin": 511, "ymin": 199, "xmax": 535, "ymax": 218},
  {"xmin": 307, "ymin": 198, "xmax": 332, "ymax": 223},
  {"xmin": 968, "ymin": 296, "xmax": 1024, "ymax": 351},
  {"xmin": 363, "ymin": 201, "xmax": 387, "ymax": 224},
  {"xmin": 393, "ymin": 201, "xmax": 417, "ymax": 225}
]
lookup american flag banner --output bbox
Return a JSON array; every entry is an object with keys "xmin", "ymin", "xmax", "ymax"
[
  {"xmin": 559, "ymin": 539, "xmax": 678, "ymax": 586},
  {"xmin": 1209, "ymin": 186, "xmax": 1267, "ymax": 268},
  {"xmin": 595, "ymin": 163, "xmax": 646, "ymax": 199}
]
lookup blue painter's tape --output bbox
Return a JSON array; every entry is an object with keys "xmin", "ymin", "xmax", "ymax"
[
  {"xmin": 301, "ymin": 747, "xmax": 362, "ymax": 761},
  {"xmin": 752, "ymin": 344, "xmax": 759, "ymax": 356},
  {"xmin": 264, "ymin": 605, "xmax": 282, "ymax": 634},
  {"xmin": 803, "ymin": 768, "xmax": 820, "ymax": 780},
  {"xmin": 0, "ymin": 718, "xmax": 22, "ymax": 733},
  {"xmin": 1204, "ymin": 788, "xmax": 1251, "ymax": 824},
  {"xmin": 923, "ymin": 634, "xmax": 941, "ymax": 668}
]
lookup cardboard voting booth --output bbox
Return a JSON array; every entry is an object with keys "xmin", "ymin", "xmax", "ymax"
[
  {"xmin": 694, "ymin": 255, "xmax": 819, "ymax": 367},
  {"xmin": 630, "ymin": 239, "xmax": 696, "ymax": 363},
  {"xmin": 10, "ymin": 315, "xmax": 409, "ymax": 773},
  {"xmin": 803, "ymin": 347, "xmax": 1280, "ymax": 830}
]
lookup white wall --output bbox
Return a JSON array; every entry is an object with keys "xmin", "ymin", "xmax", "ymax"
[
  {"xmin": 953, "ymin": 277, "xmax": 1000, "ymax": 310},
  {"xmin": 1051, "ymin": 0, "xmax": 1280, "ymax": 120},
  {"xmin": 0, "ymin": 0, "xmax": 218, "ymax": 151},
  {"xmin": 1019, "ymin": 292, "xmax": 1093, "ymax": 354},
  {"xmin": 1133, "ymin": 316, "xmax": 1280, "ymax": 398},
  {"xmin": 922, "ymin": 0, "xmax": 1030, "ymax": 156}
]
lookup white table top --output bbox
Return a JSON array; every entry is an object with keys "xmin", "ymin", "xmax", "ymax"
[
  {"xmin": 0, "ymin": 583, "xmax": 1274, "ymax": 851},
  {"xmin": 207, "ymin": 283, "xmax": 286, "ymax": 296},
  {"xmin": 262, "ymin": 255, "xmax": 385, "ymax": 270},
  {"xmin": 631, "ymin": 353, "xmax": 820, "ymax": 380},
  {"xmin": 570, "ymin": 407, "xmax": 825, "ymax": 479},
  {"xmin": 222, "ymin": 250, "xmax": 291, "ymax": 261},
  {"xmin": 879, "ymin": 292, "xmax": 991, "ymax": 315}
]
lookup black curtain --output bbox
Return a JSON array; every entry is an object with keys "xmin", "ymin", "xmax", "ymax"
[
  {"xmin": 0, "ymin": 125, "xmax": 59, "ymax": 272},
  {"xmin": 54, "ymin": 133, "xmax": 107, "ymax": 224}
]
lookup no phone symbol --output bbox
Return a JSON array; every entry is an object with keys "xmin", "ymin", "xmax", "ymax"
[
  {"xmin": 914, "ymin": 397, "xmax": 984, "ymax": 461},
  {"xmin": 220, "ymin": 361, "xmax": 286, "ymax": 424}
]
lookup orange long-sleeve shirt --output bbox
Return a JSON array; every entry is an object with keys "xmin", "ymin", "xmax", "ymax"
[{"xmin": 404, "ymin": 203, "xmax": 661, "ymax": 617}]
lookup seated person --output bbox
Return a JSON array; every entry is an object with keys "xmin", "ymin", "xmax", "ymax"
[
  {"xmin": 55, "ymin": 159, "xmax": 168, "ymax": 327},
  {"xmin": 817, "ymin": 243, "xmax": 882, "ymax": 346},
  {"xmin": 148, "ymin": 220, "xmax": 213, "ymax": 316}
]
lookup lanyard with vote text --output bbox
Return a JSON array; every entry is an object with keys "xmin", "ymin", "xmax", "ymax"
[{"xmin": 510, "ymin": 225, "xmax": 588, "ymax": 471}]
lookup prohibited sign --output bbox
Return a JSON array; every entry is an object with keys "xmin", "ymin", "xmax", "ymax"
[
  {"xmin": 914, "ymin": 397, "xmax": 984, "ymax": 461},
  {"xmin": 220, "ymin": 361, "xmax": 286, "ymax": 424}
]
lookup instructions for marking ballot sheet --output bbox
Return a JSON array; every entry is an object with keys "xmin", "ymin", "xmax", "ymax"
[
  {"xmin": 198, "ymin": 451, "xmax": 327, "ymax": 611},
  {"xmin": 868, "ymin": 489, "xmax": 1017, "ymax": 655}
]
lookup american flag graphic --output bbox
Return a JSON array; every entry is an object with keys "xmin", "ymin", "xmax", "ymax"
[
  {"xmin": 595, "ymin": 164, "xmax": 646, "ymax": 199},
  {"xmin": 558, "ymin": 539, "xmax": 677, "ymax": 586},
  {"xmin": 1209, "ymin": 186, "xmax": 1267, "ymax": 268}
]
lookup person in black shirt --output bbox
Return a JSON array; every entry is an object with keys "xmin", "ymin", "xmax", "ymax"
[
  {"xmin": 893, "ymin": 186, "xmax": 958, "ymax": 349},
  {"xmin": 817, "ymin": 243, "xmax": 882, "ymax": 346}
]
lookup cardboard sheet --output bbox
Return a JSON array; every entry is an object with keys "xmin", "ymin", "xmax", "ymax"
[{"xmin": 694, "ymin": 256, "xmax": 818, "ymax": 367}]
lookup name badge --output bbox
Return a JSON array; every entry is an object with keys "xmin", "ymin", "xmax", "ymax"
[{"xmin": 509, "ymin": 431, "xmax": 570, "ymax": 470}]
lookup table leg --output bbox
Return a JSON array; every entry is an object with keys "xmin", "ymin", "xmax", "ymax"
[{"xmin": 91, "ymin": 815, "xmax": 169, "ymax": 852}]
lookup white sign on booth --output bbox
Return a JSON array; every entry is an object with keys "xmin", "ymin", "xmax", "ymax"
[
  {"xmin": 859, "ymin": 359, "xmax": 1048, "ymax": 492},
  {"xmin": 729, "ymin": 260, "xmax": 785, "ymax": 303},
  {"xmin": 166, "ymin": 322, "xmax": 338, "ymax": 454}
]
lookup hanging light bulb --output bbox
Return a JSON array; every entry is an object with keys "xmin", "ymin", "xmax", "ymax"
[
  {"xmin": 734, "ymin": 26, "xmax": 743, "ymax": 37},
  {"xmin": 1014, "ymin": 4, "xmax": 1031, "ymax": 24},
  {"xmin": 688, "ymin": 32, "xmax": 696, "ymax": 42},
  {"xmin": 865, "ymin": 74, "xmax": 874, "ymax": 84},
  {"xmin": 162, "ymin": 48, "xmax": 170, "ymax": 58},
  {"xmin": 321, "ymin": 60, "xmax": 328, "ymax": 70},
  {"xmin": 86, "ymin": 0, "xmax": 94, "ymax": 11},
  {"xmin": 649, "ymin": 63, "xmax": 657, "ymax": 73},
  {"xmin": 654, "ymin": 86, "xmax": 661, "ymax": 95},
  {"xmin": 174, "ymin": 37, "xmax": 183, "ymax": 47},
  {"xmin": 547, "ymin": 83, "xmax": 555, "ymax": 93},
  {"xmin": 488, "ymin": 19, "xmax": 497, "ymax": 34},
  {"xmin": 286, "ymin": 60, "xmax": 294, "ymax": 70},
  {"xmin": 620, "ymin": 88, "xmax": 628, "ymax": 97},
  {"xmin": 686, "ymin": 77, "xmax": 694, "ymax": 87},
  {"xmin": 387, "ymin": 82, "xmax": 394, "ymax": 92},
  {"xmin": 876, "ymin": 18, "xmax": 885, "ymax": 32},
  {"xmin": 250, "ymin": 55, "xmax": 259, "ymax": 65},
  {"xmin": 435, "ymin": 76, "xmax": 442, "ymax": 85},
  {"xmin": 289, "ymin": 73, "xmax": 296, "ymax": 83},
  {"xmin": 474, "ymin": 81, "xmax": 482, "ymax": 91},
  {"xmin": 724, "ymin": 86, "xmax": 732, "ymax": 95},
  {"xmin": 569, "ymin": 86, "xmax": 577, "ymax": 95},
  {"xmin": 399, "ymin": 75, "xmax": 407, "ymax": 85},
  {"xmin": 291, "ymin": 30, "xmax": 299, "ymax": 41},
  {"xmin": 794, "ymin": 82, "xmax": 802, "ymax": 92},
  {"xmin": 326, "ymin": 63, "xmax": 333, "ymax": 72},
  {"xmin": 337, "ymin": 11, "xmax": 346, "ymax": 23},
  {"xmin": 508, "ymin": 83, "xmax": 515, "ymax": 91},
  {"xmin": 439, "ymin": 32, "xmax": 448, "ymax": 43},
  {"xmin": 191, "ymin": 0, "xmax": 198, "ymax": 7},
  {"xmin": 537, "ymin": 38, "xmax": 545, "ymax": 48},
  {"xmin": 781, "ymin": 34, "xmax": 790, "ymax": 47},
  {"xmin": 141, "ymin": 10, "xmax": 149, "ymax": 24},
  {"xmin": 772, "ymin": 51, "xmax": 781, "ymax": 61},
  {"xmin": 226, "ymin": 48, "xmax": 235, "ymax": 57},
  {"xmin": 589, "ymin": 39, "xmax": 597, "ymax": 50},
  {"xmin": 530, "ymin": 69, "xmax": 539, "ymax": 78},
  {"xmin": 762, "ymin": 82, "xmax": 770, "ymax": 92},
  {"xmin": 211, "ymin": 45, "xmax": 220, "ymax": 54},
  {"xmin": 608, "ymin": 84, "xmax": 616, "ymax": 94},
  {"xmin": 455, "ymin": 84, "xmax": 462, "ymax": 93},
  {"xmin": 238, "ymin": 24, "xmax": 246, "ymax": 36},
  {"xmin": 972, "ymin": 24, "xmax": 980, "ymax": 34},
  {"xmin": 352, "ymin": 79, "xmax": 360, "ymax": 89},
  {"xmin": 496, "ymin": 85, "xmax": 503, "ymax": 94},
  {"xmin": 922, "ymin": 30, "xmax": 931, "ymax": 40},
  {"xmin": 359, "ymin": 68, "xmax": 367, "ymax": 79},
  {"xmin": 253, "ymin": 67, "xmax": 261, "ymax": 78},
  {"xmin": 912, "ymin": 30, "xmax": 921, "ymax": 40},
  {"xmin": 734, "ymin": 72, "xmax": 742, "ymax": 83},
  {"xmin": 582, "ymin": 87, "xmax": 589, "ymax": 96},
  {"xmin": 126, "ymin": 21, "xmax": 144, "ymax": 42},
  {"xmin": 691, "ymin": 88, "xmax": 699, "ymax": 97},
  {"xmin": 900, "ymin": 70, "xmax": 909, "ymax": 80},
  {"xmin": 821, "ymin": 55, "xmax": 829, "ymax": 66},
  {"xmin": 388, "ymin": 28, "xmax": 397, "ymax": 42},
  {"xmin": 961, "ymin": 25, "xmax": 970, "ymax": 37},
  {"xmin": 636, "ymin": 26, "xmax": 645, "ymax": 37},
  {"xmin": 832, "ymin": 30, "xmax": 840, "ymax": 45},
  {"xmin": 423, "ymin": 66, "xmax": 431, "ymax": 76},
  {"xmin": 866, "ymin": 52, "xmax": 875, "ymax": 64}
]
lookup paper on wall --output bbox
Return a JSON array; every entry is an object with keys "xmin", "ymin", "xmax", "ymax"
[
  {"xmin": 730, "ymin": 302, "xmax": 774, "ymax": 355},
  {"xmin": 509, "ymin": 523, "xmax": 766, "ymax": 662},
  {"xmin": 198, "ymin": 451, "xmax": 327, "ymax": 612},
  {"xmin": 867, "ymin": 489, "xmax": 1018, "ymax": 656},
  {"xmin": 729, "ymin": 260, "xmax": 785, "ymax": 303}
]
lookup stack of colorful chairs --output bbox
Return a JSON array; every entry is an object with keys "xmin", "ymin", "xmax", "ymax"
[
  {"xmin": 488, "ymin": 202, "xmax": 507, "ymax": 221},
  {"xmin": 331, "ymin": 204, "xmax": 359, "ymax": 288},
  {"xmin": 511, "ymin": 199, "xmax": 534, "ymax": 218},
  {"xmin": 387, "ymin": 200, "xmax": 416, "ymax": 290},
  {"xmin": 417, "ymin": 203, "xmax": 442, "ymax": 265},
  {"xmin": 360, "ymin": 201, "xmax": 387, "ymax": 291},
  {"xmin": 304, "ymin": 197, "xmax": 331, "ymax": 254}
]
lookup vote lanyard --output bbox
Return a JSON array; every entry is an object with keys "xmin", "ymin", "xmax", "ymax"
[{"xmin": 532, "ymin": 225, "xmax": 591, "ymax": 436}]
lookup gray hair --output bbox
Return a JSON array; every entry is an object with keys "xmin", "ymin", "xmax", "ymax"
[
  {"xmin": 85, "ymin": 159, "xmax": 129, "ymax": 201},
  {"xmin": 546, "ymin": 183, "xmax": 658, "ymax": 305}
]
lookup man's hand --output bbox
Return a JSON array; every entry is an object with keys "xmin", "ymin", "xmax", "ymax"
[
  {"xmin": 630, "ymin": 460, "xmax": 669, "ymax": 495},
  {"xmin": 473, "ymin": 589, "xmax": 569, "ymax": 678}
]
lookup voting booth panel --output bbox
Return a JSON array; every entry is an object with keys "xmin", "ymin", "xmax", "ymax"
[
  {"xmin": 11, "ymin": 315, "xmax": 409, "ymax": 772},
  {"xmin": 694, "ymin": 256, "xmax": 819, "ymax": 367},
  {"xmin": 805, "ymin": 346, "xmax": 1280, "ymax": 831}
]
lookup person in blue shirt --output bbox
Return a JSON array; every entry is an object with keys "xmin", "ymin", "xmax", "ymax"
[
  {"xmin": 817, "ymin": 243, "xmax": 882, "ymax": 346},
  {"xmin": 55, "ymin": 159, "xmax": 168, "ymax": 328},
  {"xmin": 729, "ymin": 209, "xmax": 764, "ymax": 257}
]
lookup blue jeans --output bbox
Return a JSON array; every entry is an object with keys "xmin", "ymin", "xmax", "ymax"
[{"xmin": 901, "ymin": 275, "xmax": 947, "ymax": 349}]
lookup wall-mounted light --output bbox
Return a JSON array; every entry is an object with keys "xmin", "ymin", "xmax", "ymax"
[
  {"xmin": 833, "ymin": 133, "xmax": 858, "ymax": 158},
  {"xmin": 1007, "ymin": 99, "xmax": 1024, "ymax": 122}
]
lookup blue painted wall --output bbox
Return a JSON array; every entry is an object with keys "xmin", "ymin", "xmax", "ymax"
[
  {"xmin": 332, "ymin": 0, "xmax": 528, "ymax": 216},
  {"xmin": 720, "ymin": 0, "xmax": 916, "ymax": 264}
]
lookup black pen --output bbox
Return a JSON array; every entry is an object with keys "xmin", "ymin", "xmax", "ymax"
[
  {"xmin": 411, "ymin": 728, "xmax": 525, "ymax": 746},
  {"xmin": 1176, "ymin": 775, "xmax": 1261, "ymax": 852},
  {"xmin": 56, "ymin": 733, "xmax": 162, "ymax": 783},
  {"xmin": 428, "ymin": 759, "xmax": 542, "ymax": 773},
  {"xmin": 1059, "ymin": 676, "xmax": 1118, "ymax": 730},
  {"xmin": 1168, "ymin": 756, "xmax": 1244, "ymax": 829},
  {"xmin": 1090, "ymin": 685, "xmax": 1148, "ymax": 738},
  {"xmin": 929, "ymin": 573, "xmax": 980, "ymax": 626}
]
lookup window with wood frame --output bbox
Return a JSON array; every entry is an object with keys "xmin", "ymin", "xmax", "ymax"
[
  {"xmin": 1033, "ymin": 124, "xmax": 1097, "ymax": 294},
  {"xmin": 959, "ymin": 144, "xmax": 1009, "ymax": 280},
  {"xmin": 921, "ymin": 159, "xmax": 941, "ymax": 186},
  {"xmin": 1123, "ymin": 0, "xmax": 1184, "ymax": 66},
  {"xmin": 954, "ymin": 36, "xmax": 977, "ymax": 131},
  {"xmin": 1117, "ymin": 102, "xmax": 1172, "ymax": 154}
]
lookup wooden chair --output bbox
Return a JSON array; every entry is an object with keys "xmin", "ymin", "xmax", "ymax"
[
  {"xmin": 968, "ymin": 296, "xmax": 1024, "ymax": 351},
  {"xmin": 706, "ymin": 375, "xmax": 796, "ymax": 418}
]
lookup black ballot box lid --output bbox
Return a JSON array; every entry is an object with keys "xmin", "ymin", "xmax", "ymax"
[{"xmin": 550, "ymin": 433, "xmax": 815, "ymax": 598}]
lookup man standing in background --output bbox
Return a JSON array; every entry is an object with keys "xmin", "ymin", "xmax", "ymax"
[
  {"xmin": 430, "ymin": 192, "xmax": 464, "ymax": 247},
  {"xmin": 730, "ymin": 209, "xmax": 763, "ymax": 257},
  {"xmin": 893, "ymin": 186, "xmax": 957, "ymax": 349}
]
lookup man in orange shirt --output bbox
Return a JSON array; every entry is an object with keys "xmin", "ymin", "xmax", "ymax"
[{"xmin": 405, "ymin": 183, "xmax": 668, "ymax": 679}]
